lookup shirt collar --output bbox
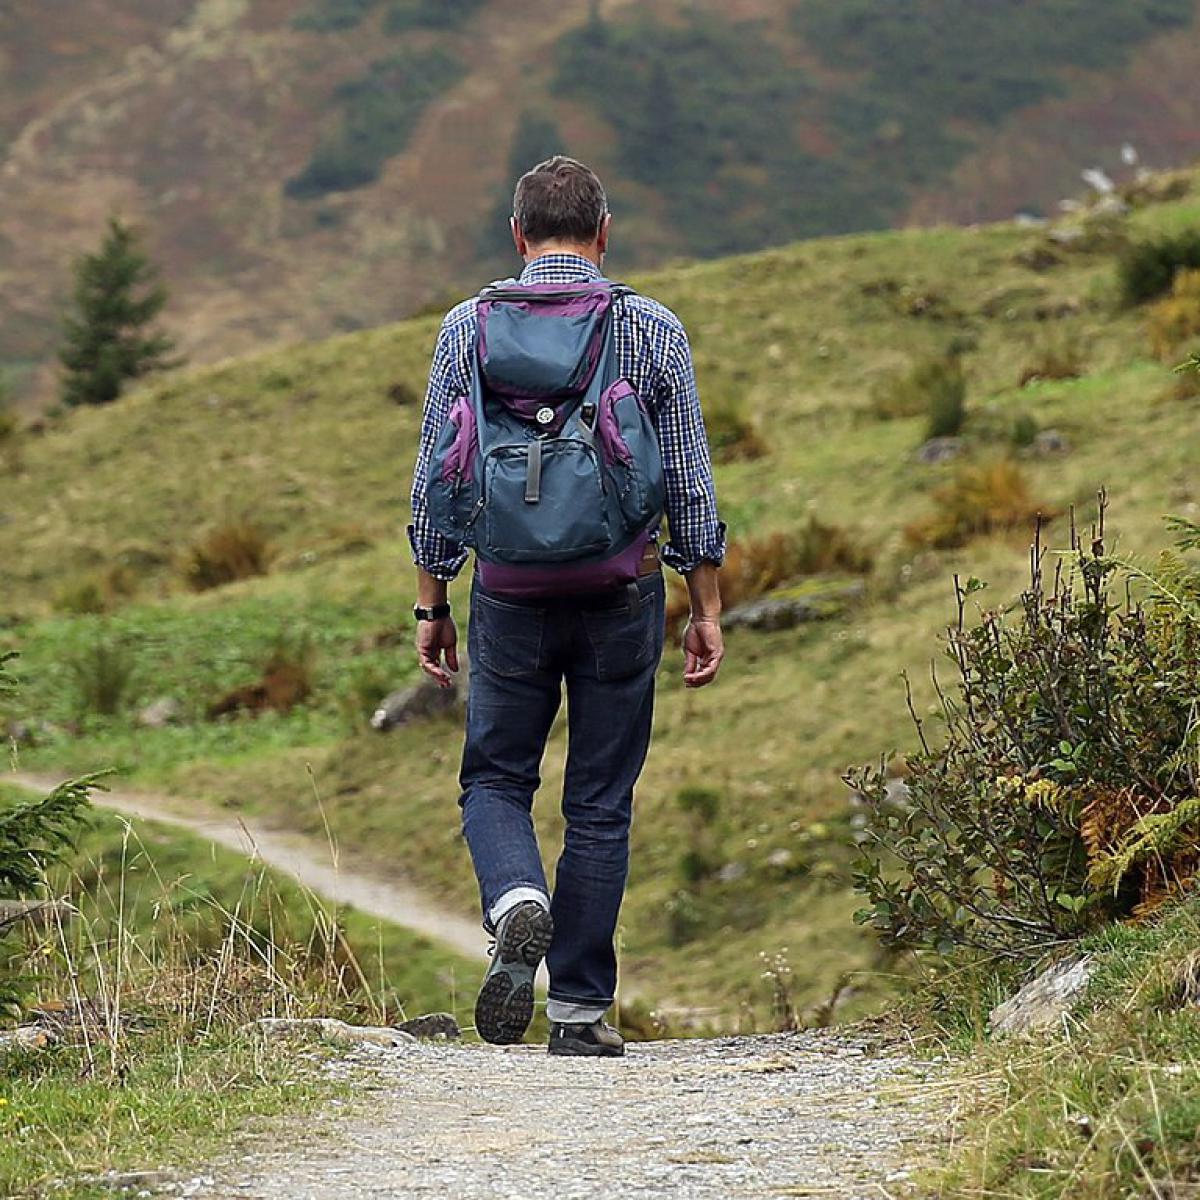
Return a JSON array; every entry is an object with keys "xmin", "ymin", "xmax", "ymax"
[{"xmin": 518, "ymin": 254, "xmax": 603, "ymax": 285}]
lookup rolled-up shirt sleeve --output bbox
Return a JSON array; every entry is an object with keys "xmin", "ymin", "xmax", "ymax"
[
  {"xmin": 407, "ymin": 316, "xmax": 471, "ymax": 581},
  {"xmin": 655, "ymin": 324, "xmax": 727, "ymax": 574}
]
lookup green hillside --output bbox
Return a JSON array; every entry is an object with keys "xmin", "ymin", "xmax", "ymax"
[{"xmin": 5, "ymin": 169, "xmax": 1200, "ymax": 1025}]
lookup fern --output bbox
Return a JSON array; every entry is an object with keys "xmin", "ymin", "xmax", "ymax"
[{"xmin": 1089, "ymin": 795, "xmax": 1200, "ymax": 894}]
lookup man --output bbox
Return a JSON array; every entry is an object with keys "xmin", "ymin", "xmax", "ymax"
[{"xmin": 408, "ymin": 155, "xmax": 725, "ymax": 1057}]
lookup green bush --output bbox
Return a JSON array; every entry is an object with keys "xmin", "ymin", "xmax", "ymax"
[
  {"xmin": 68, "ymin": 637, "xmax": 136, "ymax": 718},
  {"xmin": 292, "ymin": 0, "xmax": 379, "ymax": 30},
  {"xmin": 851, "ymin": 503, "xmax": 1200, "ymax": 958},
  {"xmin": 870, "ymin": 355, "xmax": 966, "ymax": 434},
  {"xmin": 286, "ymin": 48, "xmax": 462, "ymax": 200},
  {"xmin": 1118, "ymin": 228, "xmax": 1200, "ymax": 306},
  {"xmin": 384, "ymin": 0, "xmax": 482, "ymax": 30}
]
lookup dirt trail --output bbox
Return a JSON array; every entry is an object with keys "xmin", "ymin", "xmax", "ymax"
[
  {"xmin": 6, "ymin": 771, "xmax": 488, "ymax": 964},
  {"xmin": 191, "ymin": 1032, "xmax": 950, "ymax": 1199}
]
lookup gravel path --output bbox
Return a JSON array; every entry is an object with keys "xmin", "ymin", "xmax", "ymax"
[{"xmin": 193, "ymin": 1032, "xmax": 949, "ymax": 1199}]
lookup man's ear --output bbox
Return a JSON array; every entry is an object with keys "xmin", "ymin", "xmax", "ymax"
[
  {"xmin": 511, "ymin": 217, "xmax": 529, "ymax": 259},
  {"xmin": 596, "ymin": 212, "xmax": 612, "ymax": 258}
]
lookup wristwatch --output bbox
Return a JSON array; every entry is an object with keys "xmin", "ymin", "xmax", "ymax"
[{"xmin": 413, "ymin": 602, "xmax": 452, "ymax": 622}]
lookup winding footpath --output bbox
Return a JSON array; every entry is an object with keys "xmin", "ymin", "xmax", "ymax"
[
  {"xmin": 5, "ymin": 771, "xmax": 487, "ymax": 962},
  {"xmin": 11, "ymin": 772, "xmax": 954, "ymax": 1196}
]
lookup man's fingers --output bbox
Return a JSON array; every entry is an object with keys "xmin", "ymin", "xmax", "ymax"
[{"xmin": 445, "ymin": 643, "xmax": 459, "ymax": 673}]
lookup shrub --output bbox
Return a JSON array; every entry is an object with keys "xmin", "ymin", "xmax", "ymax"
[
  {"xmin": 666, "ymin": 517, "xmax": 874, "ymax": 630},
  {"xmin": 1146, "ymin": 268, "xmax": 1200, "ymax": 359},
  {"xmin": 68, "ymin": 637, "xmax": 136, "ymax": 718},
  {"xmin": 924, "ymin": 357, "xmax": 967, "ymax": 440},
  {"xmin": 1118, "ymin": 228, "xmax": 1200, "ymax": 306},
  {"xmin": 870, "ymin": 355, "xmax": 965, "ymax": 428},
  {"xmin": 905, "ymin": 459, "xmax": 1048, "ymax": 550},
  {"xmin": 850, "ymin": 502, "xmax": 1200, "ymax": 958},
  {"xmin": 703, "ymin": 395, "xmax": 766, "ymax": 463},
  {"xmin": 181, "ymin": 519, "xmax": 272, "ymax": 592},
  {"xmin": 1010, "ymin": 412, "xmax": 1039, "ymax": 448},
  {"xmin": 207, "ymin": 636, "xmax": 315, "ymax": 720},
  {"xmin": 1017, "ymin": 328, "xmax": 1084, "ymax": 386},
  {"xmin": 676, "ymin": 786, "xmax": 723, "ymax": 883}
]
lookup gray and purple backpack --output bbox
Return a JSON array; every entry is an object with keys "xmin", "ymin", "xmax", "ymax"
[{"xmin": 426, "ymin": 280, "xmax": 665, "ymax": 596}]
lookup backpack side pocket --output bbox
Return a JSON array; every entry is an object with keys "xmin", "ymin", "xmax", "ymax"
[
  {"xmin": 597, "ymin": 379, "xmax": 666, "ymax": 536},
  {"xmin": 426, "ymin": 396, "xmax": 481, "ymax": 542}
]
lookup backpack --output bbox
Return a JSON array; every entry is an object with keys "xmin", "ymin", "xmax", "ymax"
[{"xmin": 426, "ymin": 280, "xmax": 666, "ymax": 595}]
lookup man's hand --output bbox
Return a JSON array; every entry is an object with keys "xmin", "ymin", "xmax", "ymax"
[
  {"xmin": 682, "ymin": 617, "xmax": 724, "ymax": 688},
  {"xmin": 416, "ymin": 616, "xmax": 459, "ymax": 688}
]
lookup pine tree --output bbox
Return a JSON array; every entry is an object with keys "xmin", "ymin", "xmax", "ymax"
[{"xmin": 58, "ymin": 217, "xmax": 178, "ymax": 407}]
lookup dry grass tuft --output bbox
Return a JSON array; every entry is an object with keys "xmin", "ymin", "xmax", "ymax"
[
  {"xmin": 181, "ymin": 520, "xmax": 273, "ymax": 592},
  {"xmin": 1147, "ymin": 269, "xmax": 1200, "ymax": 360},
  {"xmin": 906, "ymin": 459, "xmax": 1050, "ymax": 549},
  {"xmin": 666, "ymin": 517, "xmax": 873, "ymax": 630},
  {"xmin": 1018, "ymin": 329, "xmax": 1085, "ymax": 387}
]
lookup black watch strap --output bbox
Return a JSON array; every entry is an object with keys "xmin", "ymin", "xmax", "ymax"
[{"xmin": 413, "ymin": 602, "xmax": 452, "ymax": 622}]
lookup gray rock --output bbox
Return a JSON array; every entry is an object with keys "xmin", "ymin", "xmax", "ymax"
[
  {"xmin": 0, "ymin": 1025, "xmax": 56, "ymax": 1051},
  {"xmin": 989, "ymin": 955, "xmax": 1093, "ymax": 1037},
  {"xmin": 137, "ymin": 696, "xmax": 183, "ymax": 728},
  {"xmin": 914, "ymin": 436, "xmax": 964, "ymax": 465},
  {"xmin": 395, "ymin": 1012, "xmax": 460, "ymax": 1040},
  {"xmin": 723, "ymin": 582, "xmax": 865, "ymax": 633},
  {"xmin": 717, "ymin": 861, "xmax": 747, "ymax": 883},
  {"xmin": 372, "ymin": 658, "xmax": 469, "ymax": 731},
  {"xmin": 1032, "ymin": 429, "xmax": 1070, "ymax": 456},
  {"xmin": 254, "ymin": 1017, "xmax": 416, "ymax": 1049}
]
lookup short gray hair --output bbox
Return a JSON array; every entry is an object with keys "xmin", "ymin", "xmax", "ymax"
[{"xmin": 512, "ymin": 156, "xmax": 608, "ymax": 245}]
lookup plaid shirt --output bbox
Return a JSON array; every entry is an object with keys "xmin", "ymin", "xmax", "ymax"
[{"xmin": 408, "ymin": 254, "xmax": 726, "ymax": 580}]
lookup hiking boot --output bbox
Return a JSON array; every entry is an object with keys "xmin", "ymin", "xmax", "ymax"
[
  {"xmin": 474, "ymin": 901, "xmax": 553, "ymax": 1045},
  {"xmin": 547, "ymin": 1018, "xmax": 625, "ymax": 1058}
]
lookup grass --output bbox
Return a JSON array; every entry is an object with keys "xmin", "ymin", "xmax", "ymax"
[
  {"xmin": 924, "ymin": 896, "xmax": 1200, "ymax": 1197},
  {"xmin": 0, "ymin": 781, "xmax": 475, "ymax": 1196},
  {"xmin": 5, "ymin": 172, "xmax": 1200, "ymax": 1026}
]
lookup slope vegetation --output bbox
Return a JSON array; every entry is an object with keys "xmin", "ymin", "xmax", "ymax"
[{"xmin": 5, "ymin": 171, "xmax": 1200, "ymax": 1025}]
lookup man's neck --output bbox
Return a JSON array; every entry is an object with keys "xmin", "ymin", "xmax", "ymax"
[{"xmin": 524, "ymin": 243, "xmax": 602, "ymax": 268}]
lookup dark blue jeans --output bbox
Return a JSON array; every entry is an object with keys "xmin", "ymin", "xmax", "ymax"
[{"xmin": 460, "ymin": 571, "xmax": 666, "ymax": 1020}]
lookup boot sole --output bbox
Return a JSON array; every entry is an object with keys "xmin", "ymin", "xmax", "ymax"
[{"xmin": 474, "ymin": 903, "xmax": 553, "ymax": 1045}]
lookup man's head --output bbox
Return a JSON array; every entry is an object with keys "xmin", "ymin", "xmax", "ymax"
[{"xmin": 511, "ymin": 155, "xmax": 610, "ymax": 265}]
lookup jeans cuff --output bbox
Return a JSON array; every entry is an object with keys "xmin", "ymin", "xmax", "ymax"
[
  {"xmin": 487, "ymin": 885, "xmax": 550, "ymax": 931},
  {"xmin": 546, "ymin": 998, "xmax": 609, "ymax": 1025}
]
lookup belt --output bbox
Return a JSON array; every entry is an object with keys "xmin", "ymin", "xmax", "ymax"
[{"xmin": 637, "ymin": 542, "xmax": 662, "ymax": 578}]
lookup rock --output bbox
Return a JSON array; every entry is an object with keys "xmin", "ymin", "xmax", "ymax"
[
  {"xmin": 395, "ymin": 1012, "xmax": 460, "ymax": 1040},
  {"xmin": 914, "ymin": 436, "xmax": 964, "ymax": 465},
  {"xmin": 137, "ymin": 696, "xmax": 183, "ymax": 728},
  {"xmin": 371, "ymin": 665, "xmax": 468, "ymax": 731},
  {"xmin": 0, "ymin": 899, "xmax": 75, "ymax": 930},
  {"xmin": 723, "ymin": 583, "xmax": 865, "ymax": 633},
  {"xmin": 0, "ymin": 1025, "xmax": 56, "ymax": 1051},
  {"xmin": 254, "ymin": 1017, "xmax": 416, "ymax": 1048},
  {"xmin": 717, "ymin": 862, "xmax": 747, "ymax": 883},
  {"xmin": 1032, "ymin": 429, "xmax": 1070, "ymax": 457},
  {"xmin": 988, "ymin": 955, "xmax": 1093, "ymax": 1037}
]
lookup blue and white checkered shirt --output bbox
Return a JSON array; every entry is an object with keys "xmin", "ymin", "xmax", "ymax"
[{"xmin": 408, "ymin": 253, "xmax": 726, "ymax": 579}]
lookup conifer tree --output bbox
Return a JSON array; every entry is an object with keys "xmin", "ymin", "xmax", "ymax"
[{"xmin": 58, "ymin": 217, "xmax": 178, "ymax": 407}]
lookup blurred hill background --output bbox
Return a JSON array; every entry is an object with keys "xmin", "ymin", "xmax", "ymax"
[{"xmin": 3, "ymin": 0, "xmax": 1199, "ymax": 410}]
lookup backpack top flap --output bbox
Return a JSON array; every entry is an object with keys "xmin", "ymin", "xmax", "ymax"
[{"xmin": 476, "ymin": 282, "xmax": 613, "ymax": 400}]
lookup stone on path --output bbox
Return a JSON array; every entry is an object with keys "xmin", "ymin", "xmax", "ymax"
[
  {"xmin": 254, "ymin": 1018, "xmax": 416, "ymax": 1049},
  {"xmin": 988, "ymin": 955, "xmax": 1093, "ymax": 1037},
  {"xmin": 394, "ymin": 1012, "xmax": 460, "ymax": 1040}
]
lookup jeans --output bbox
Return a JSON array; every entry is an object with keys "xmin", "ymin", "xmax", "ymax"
[{"xmin": 459, "ymin": 571, "xmax": 666, "ymax": 1022}]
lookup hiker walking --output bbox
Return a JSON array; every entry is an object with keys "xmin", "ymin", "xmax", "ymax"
[{"xmin": 409, "ymin": 156, "xmax": 725, "ymax": 1057}]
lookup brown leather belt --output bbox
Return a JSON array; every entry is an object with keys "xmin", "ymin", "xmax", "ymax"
[{"xmin": 637, "ymin": 541, "xmax": 662, "ymax": 577}]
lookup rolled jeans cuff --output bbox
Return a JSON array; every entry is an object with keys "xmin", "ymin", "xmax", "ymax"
[
  {"xmin": 487, "ymin": 885, "xmax": 550, "ymax": 931},
  {"xmin": 545, "ymin": 997, "xmax": 610, "ymax": 1025}
]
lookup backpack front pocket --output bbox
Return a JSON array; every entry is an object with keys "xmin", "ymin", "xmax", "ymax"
[{"xmin": 482, "ymin": 440, "xmax": 612, "ymax": 563}]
